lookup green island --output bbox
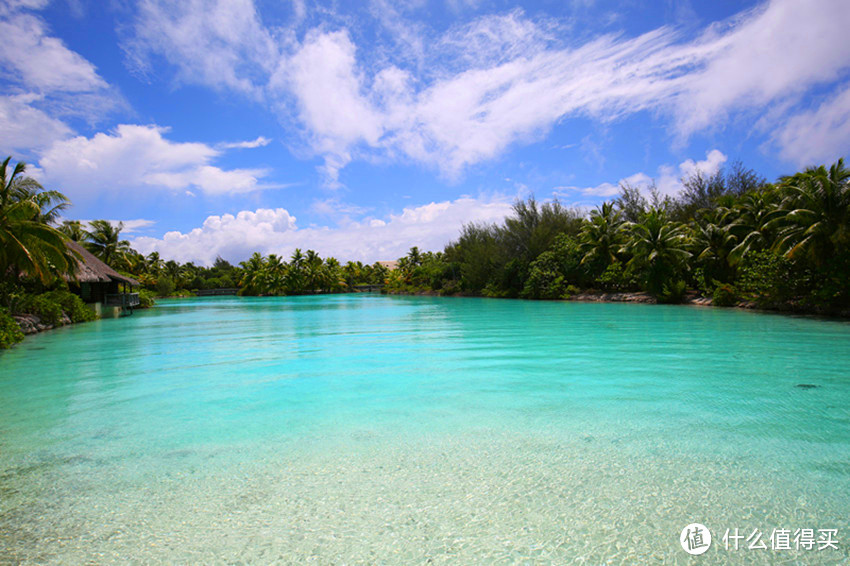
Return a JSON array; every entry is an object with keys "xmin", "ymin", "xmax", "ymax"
[{"xmin": 2, "ymin": 155, "xmax": 848, "ymax": 349}]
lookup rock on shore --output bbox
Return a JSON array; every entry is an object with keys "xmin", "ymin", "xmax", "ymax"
[{"xmin": 12, "ymin": 313, "xmax": 71, "ymax": 335}]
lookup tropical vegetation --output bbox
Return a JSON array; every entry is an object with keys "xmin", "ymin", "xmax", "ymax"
[
  {"xmin": 385, "ymin": 158, "xmax": 850, "ymax": 314},
  {"xmin": 1, "ymin": 153, "xmax": 849, "ymax": 348}
]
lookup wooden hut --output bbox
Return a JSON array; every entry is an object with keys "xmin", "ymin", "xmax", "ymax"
[{"xmin": 66, "ymin": 240, "xmax": 140, "ymax": 316}]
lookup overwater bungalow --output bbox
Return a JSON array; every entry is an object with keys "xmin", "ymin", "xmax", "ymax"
[{"xmin": 66, "ymin": 240, "xmax": 140, "ymax": 317}]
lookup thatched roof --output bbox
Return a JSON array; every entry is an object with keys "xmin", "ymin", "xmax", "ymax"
[{"xmin": 66, "ymin": 240, "xmax": 139, "ymax": 286}]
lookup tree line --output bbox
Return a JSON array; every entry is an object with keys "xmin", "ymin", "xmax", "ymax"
[
  {"xmin": 2, "ymin": 154, "xmax": 848, "ymax": 349},
  {"xmin": 386, "ymin": 159, "xmax": 850, "ymax": 313}
]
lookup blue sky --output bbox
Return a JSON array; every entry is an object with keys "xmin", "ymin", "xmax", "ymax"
[{"xmin": 2, "ymin": 0, "xmax": 850, "ymax": 265}]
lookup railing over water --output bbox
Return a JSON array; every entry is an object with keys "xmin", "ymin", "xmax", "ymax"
[
  {"xmin": 105, "ymin": 293, "xmax": 140, "ymax": 308},
  {"xmin": 195, "ymin": 288, "xmax": 239, "ymax": 296},
  {"xmin": 352, "ymin": 284, "xmax": 384, "ymax": 292}
]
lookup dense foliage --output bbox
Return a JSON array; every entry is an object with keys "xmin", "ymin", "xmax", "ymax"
[
  {"xmin": 238, "ymin": 250, "xmax": 388, "ymax": 296},
  {"xmin": 64, "ymin": 215, "xmax": 391, "ymax": 298},
  {"xmin": 0, "ymin": 158, "xmax": 102, "ymax": 348},
  {"xmin": 2, "ymin": 153, "xmax": 848, "ymax": 350},
  {"xmin": 0, "ymin": 307, "xmax": 24, "ymax": 349},
  {"xmin": 385, "ymin": 159, "xmax": 850, "ymax": 314},
  {"xmin": 0, "ymin": 157, "xmax": 75, "ymax": 284}
]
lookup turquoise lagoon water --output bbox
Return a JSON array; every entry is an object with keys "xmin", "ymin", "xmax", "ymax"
[{"xmin": 1, "ymin": 295, "xmax": 849, "ymax": 564}]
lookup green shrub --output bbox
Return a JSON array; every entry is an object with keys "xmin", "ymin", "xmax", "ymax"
[
  {"xmin": 156, "ymin": 276, "xmax": 176, "ymax": 297},
  {"xmin": 736, "ymin": 251, "xmax": 803, "ymax": 306},
  {"xmin": 0, "ymin": 307, "xmax": 24, "ymax": 349},
  {"xmin": 42, "ymin": 290, "xmax": 96, "ymax": 323},
  {"xmin": 138, "ymin": 289, "xmax": 156, "ymax": 308},
  {"xmin": 562, "ymin": 284, "xmax": 580, "ymax": 299},
  {"xmin": 595, "ymin": 261, "xmax": 639, "ymax": 292},
  {"xmin": 439, "ymin": 279, "xmax": 461, "ymax": 296},
  {"xmin": 712, "ymin": 283, "xmax": 737, "ymax": 307},
  {"xmin": 658, "ymin": 279, "xmax": 687, "ymax": 304},
  {"xmin": 21, "ymin": 294, "xmax": 64, "ymax": 326}
]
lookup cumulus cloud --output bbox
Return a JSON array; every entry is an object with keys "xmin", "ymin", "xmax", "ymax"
[
  {"xmin": 38, "ymin": 124, "xmax": 280, "ymax": 196},
  {"xmin": 131, "ymin": 195, "xmax": 513, "ymax": 265},
  {"xmin": 0, "ymin": 94, "xmax": 73, "ymax": 155},
  {"xmin": 557, "ymin": 149, "xmax": 728, "ymax": 201}
]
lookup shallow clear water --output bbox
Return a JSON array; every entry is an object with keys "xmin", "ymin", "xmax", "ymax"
[{"xmin": 1, "ymin": 295, "xmax": 849, "ymax": 564}]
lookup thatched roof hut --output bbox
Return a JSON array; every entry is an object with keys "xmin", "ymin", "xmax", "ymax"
[{"xmin": 66, "ymin": 240, "xmax": 139, "ymax": 286}]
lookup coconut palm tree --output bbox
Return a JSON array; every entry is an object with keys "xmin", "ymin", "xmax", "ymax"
[
  {"xmin": 579, "ymin": 202, "xmax": 624, "ymax": 268},
  {"xmin": 0, "ymin": 157, "xmax": 74, "ymax": 283},
  {"xmin": 323, "ymin": 257, "xmax": 344, "ymax": 292},
  {"xmin": 303, "ymin": 250, "xmax": 323, "ymax": 291},
  {"xmin": 265, "ymin": 254, "xmax": 286, "ymax": 294},
  {"xmin": 85, "ymin": 219, "xmax": 131, "ymax": 267},
  {"xmin": 146, "ymin": 251, "xmax": 163, "ymax": 275},
  {"xmin": 239, "ymin": 252, "xmax": 267, "ymax": 295},
  {"xmin": 692, "ymin": 213, "xmax": 738, "ymax": 286},
  {"xmin": 59, "ymin": 220, "xmax": 88, "ymax": 242},
  {"xmin": 770, "ymin": 159, "xmax": 850, "ymax": 265},
  {"xmin": 726, "ymin": 187, "xmax": 781, "ymax": 264},
  {"xmin": 623, "ymin": 208, "xmax": 692, "ymax": 294}
]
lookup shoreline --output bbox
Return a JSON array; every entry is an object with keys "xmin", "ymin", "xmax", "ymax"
[{"xmin": 384, "ymin": 288, "xmax": 850, "ymax": 318}]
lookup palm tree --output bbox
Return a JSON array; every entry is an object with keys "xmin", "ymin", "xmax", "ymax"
[
  {"xmin": 239, "ymin": 252, "xmax": 267, "ymax": 295},
  {"xmin": 0, "ymin": 157, "xmax": 74, "ymax": 283},
  {"xmin": 579, "ymin": 202, "xmax": 624, "ymax": 268},
  {"xmin": 343, "ymin": 261, "xmax": 360, "ymax": 287},
  {"xmin": 85, "ymin": 220, "xmax": 131, "ymax": 267},
  {"xmin": 59, "ymin": 220, "xmax": 88, "ymax": 242},
  {"xmin": 146, "ymin": 251, "xmax": 164, "ymax": 275},
  {"xmin": 407, "ymin": 246, "xmax": 422, "ymax": 268},
  {"xmin": 163, "ymin": 260, "xmax": 183, "ymax": 287},
  {"xmin": 623, "ymin": 208, "xmax": 691, "ymax": 294},
  {"xmin": 770, "ymin": 159, "xmax": 850, "ymax": 265},
  {"xmin": 323, "ymin": 257, "xmax": 344, "ymax": 292},
  {"xmin": 265, "ymin": 254, "xmax": 286, "ymax": 295},
  {"xmin": 303, "ymin": 250, "xmax": 323, "ymax": 291},
  {"xmin": 692, "ymin": 212, "xmax": 738, "ymax": 286},
  {"xmin": 726, "ymin": 188, "xmax": 781, "ymax": 264}
]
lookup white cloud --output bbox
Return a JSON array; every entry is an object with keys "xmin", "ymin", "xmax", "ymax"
[
  {"xmin": 557, "ymin": 149, "xmax": 728, "ymax": 200},
  {"xmin": 0, "ymin": 1, "xmax": 50, "ymax": 13},
  {"xmin": 77, "ymin": 219, "xmax": 156, "ymax": 234},
  {"xmin": 0, "ymin": 94, "xmax": 73, "ymax": 155},
  {"xmin": 675, "ymin": 149, "xmax": 728, "ymax": 181},
  {"xmin": 38, "ymin": 124, "xmax": 280, "ymax": 196},
  {"xmin": 673, "ymin": 0, "xmax": 850, "ymax": 137},
  {"xmin": 131, "ymin": 195, "xmax": 513, "ymax": 265},
  {"xmin": 275, "ymin": 1, "xmax": 850, "ymax": 179},
  {"xmin": 0, "ymin": 7, "xmax": 122, "ymax": 155},
  {"xmin": 217, "ymin": 136, "xmax": 272, "ymax": 149},
  {"xmin": 122, "ymin": 0, "xmax": 850, "ymax": 177},
  {"xmin": 774, "ymin": 84, "xmax": 850, "ymax": 166},
  {"xmin": 278, "ymin": 29, "xmax": 386, "ymax": 185},
  {"xmin": 125, "ymin": 0, "xmax": 279, "ymax": 97},
  {"xmin": 0, "ymin": 12, "xmax": 107, "ymax": 93}
]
